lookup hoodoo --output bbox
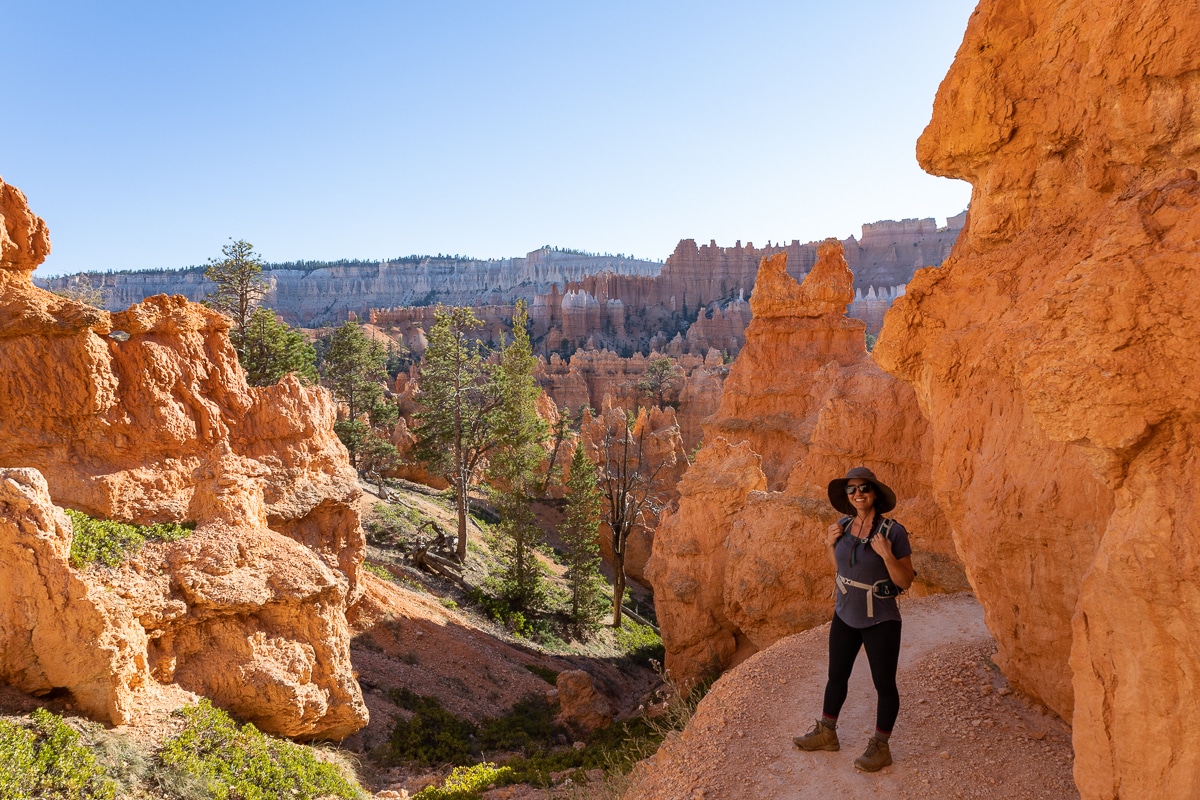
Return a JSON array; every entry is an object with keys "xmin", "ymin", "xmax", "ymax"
[
  {"xmin": 873, "ymin": 1, "xmax": 1200, "ymax": 796},
  {"xmin": 0, "ymin": 177, "xmax": 368, "ymax": 738},
  {"xmin": 648, "ymin": 243, "xmax": 965, "ymax": 689}
]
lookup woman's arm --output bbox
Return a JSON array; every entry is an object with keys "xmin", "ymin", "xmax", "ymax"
[
  {"xmin": 870, "ymin": 535, "xmax": 916, "ymax": 590},
  {"xmin": 824, "ymin": 521, "xmax": 842, "ymax": 571}
]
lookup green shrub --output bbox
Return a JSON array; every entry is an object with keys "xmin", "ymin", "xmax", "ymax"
[
  {"xmin": 158, "ymin": 700, "xmax": 363, "ymax": 800},
  {"xmin": 384, "ymin": 689, "xmax": 477, "ymax": 766},
  {"xmin": 412, "ymin": 762, "xmax": 513, "ymax": 800},
  {"xmin": 365, "ymin": 502, "xmax": 419, "ymax": 547},
  {"xmin": 0, "ymin": 708, "xmax": 118, "ymax": 799},
  {"xmin": 363, "ymin": 562, "xmax": 395, "ymax": 581},
  {"xmin": 384, "ymin": 691, "xmax": 566, "ymax": 768},
  {"xmin": 613, "ymin": 620, "xmax": 665, "ymax": 667},
  {"xmin": 464, "ymin": 587, "xmax": 532, "ymax": 636},
  {"xmin": 0, "ymin": 719, "xmax": 38, "ymax": 798},
  {"xmin": 66, "ymin": 509, "xmax": 193, "ymax": 568},
  {"xmin": 477, "ymin": 695, "xmax": 559, "ymax": 754},
  {"xmin": 489, "ymin": 715, "xmax": 660, "ymax": 787},
  {"xmin": 523, "ymin": 664, "xmax": 559, "ymax": 685}
]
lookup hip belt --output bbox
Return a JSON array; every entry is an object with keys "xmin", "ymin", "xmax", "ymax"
[{"xmin": 836, "ymin": 574, "xmax": 901, "ymax": 618}]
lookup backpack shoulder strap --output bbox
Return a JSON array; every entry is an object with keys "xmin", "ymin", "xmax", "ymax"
[{"xmin": 878, "ymin": 517, "xmax": 894, "ymax": 540}]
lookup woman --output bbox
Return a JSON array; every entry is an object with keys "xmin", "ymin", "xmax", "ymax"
[{"xmin": 793, "ymin": 466, "xmax": 915, "ymax": 772}]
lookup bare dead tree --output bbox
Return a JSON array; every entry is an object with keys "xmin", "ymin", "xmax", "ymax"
[{"xmin": 587, "ymin": 407, "xmax": 674, "ymax": 627}]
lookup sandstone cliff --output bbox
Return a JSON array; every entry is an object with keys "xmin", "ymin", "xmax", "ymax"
[
  {"xmin": 648, "ymin": 244, "xmax": 965, "ymax": 688},
  {"xmin": 873, "ymin": 2, "xmax": 1200, "ymax": 796},
  {"xmin": 44, "ymin": 249, "xmax": 664, "ymax": 328},
  {"xmin": 0, "ymin": 177, "xmax": 367, "ymax": 738},
  {"xmin": 536, "ymin": 348, "xmax": 728, "ymax": 451}
]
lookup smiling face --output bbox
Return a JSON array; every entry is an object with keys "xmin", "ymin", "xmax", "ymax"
[{"xmin": 846, "ymin": 479, "xmax": 876, "ymax": 516}]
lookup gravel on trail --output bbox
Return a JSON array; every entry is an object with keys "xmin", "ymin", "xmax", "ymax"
[{"xmin": 622, "ymin": 593, "xmax": 1078, "ymax": 800}]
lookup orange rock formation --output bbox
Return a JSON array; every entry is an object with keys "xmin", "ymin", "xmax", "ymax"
[
  {"xmin": 536, "ymin": 348, "xmax": 728, "ymax": 451},
  {"xmin": 873, "ymin": 2, "xmax": 1200, "ymax": 796},
  {"xmin": 648, "ymin": 244, "xmax": 965, "ymax": 688},
  {"xmin": 0, "ymin": 178, "xmax": 367, "ymax": 738}
]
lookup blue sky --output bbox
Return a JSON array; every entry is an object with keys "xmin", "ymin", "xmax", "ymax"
[{"xmin": 4, "ymin": 1, "xmax": 977, "ymax": 276}]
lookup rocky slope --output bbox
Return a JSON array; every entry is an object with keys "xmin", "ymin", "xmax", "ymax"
[
  {"xmin": 872, "ymin": 1, "xmax": 1200, "ymax": 797},
  {"xmin": 647, "ymin": 243, "xmax": 966, "ymax": 688},
  {"xmin": 0, "ymin": 177, "xmax": 367, "ymax": 738}
]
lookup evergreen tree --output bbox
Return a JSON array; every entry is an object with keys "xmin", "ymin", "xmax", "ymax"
[
  {"xmin": 485, "ymin": 302, "xmax": 550, "ymax": 611},
  {"xmin": 636, "ymin": 355, "xmax": 682, "ymax": 408},
  {"xmin": 238, "ymin": 307, "xmax": 317, "ymax": 387},
  {"xmin": 358, "ymin": 432, "xmax": 401, "ymax": 496},
  {"xmin": 322, "ymin": 321, "xmax": 397, "ymax": 467},
  {"xmin": 560, "ymin": 443, "xmax": 606, "ymax": 633},
  {"xmin": 205, "ymin": 239, "xmax": 268, "ymax": 345},
  {"xmin": 539, "ymin": 405, "xmax": 574, "ymax": 495},
  {"xmin": 412, "ymin": 307, "xmax": 504, "ymax": 562}
]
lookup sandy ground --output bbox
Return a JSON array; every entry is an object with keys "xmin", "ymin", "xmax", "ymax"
[{"xmin": 622, "ymin": 594, "xmax": 1077, "ymax": 800}]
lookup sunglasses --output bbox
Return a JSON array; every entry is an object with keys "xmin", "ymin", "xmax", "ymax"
[{"xmin": 845, "ymin": 484, "xmax": 874, "ymax": 495}]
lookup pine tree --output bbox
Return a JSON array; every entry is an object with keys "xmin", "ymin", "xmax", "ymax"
[
  {"xmin": 321, "ymin": 321, "xmax": 397, "ymax": 467},
  {"xmin": 539, "ymin": 405, "xmax": 573, "ymax": 494},
  {"xmin": 412, "ymin": 307, "xmax": 504, "ymax": 562},
  {"xmin": 636, "ymin": 356, "xmax": 682, "ymax": 408},
  {"xmin": 205, "ymin": 239, "xmax": 268, "ymax": 345},
  {"xmin": 560, "ymin": 443, "xmax": 606, "ymax": 633},
  {"xmin": 485, "ymin": 301, "xmax": 550, "ymax": 611},
  {"xmin": 358, "ymin": 432, "xmax": 401, "ymax": 496},
  {"xmin": 238, "ymin": 307, "xmax": 317, "ymax": 387}
]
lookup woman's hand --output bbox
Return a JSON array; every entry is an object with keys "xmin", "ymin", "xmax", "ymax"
[
  {"xmin": 870, "ymin": 532, "xmax": 894, "ymax": 559},
  {"xmin": 871, "ymin": 530, "xmax": 916, "ymax": 590},
  {"xmin": 824, "ymin": 522, "xmax": 842, "ymax": 570}
]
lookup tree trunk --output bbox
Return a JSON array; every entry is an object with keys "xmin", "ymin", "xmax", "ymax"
[
  {"xmin": 612, "ymin": 548, "xmax": 626, "ymax": 627},
  {"xmin": 456, "ymin": 485, "xmax": 469, "ymax": 562}
]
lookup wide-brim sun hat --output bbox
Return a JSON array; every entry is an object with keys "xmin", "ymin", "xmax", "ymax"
[{"xmin": 828, "ymin": 466, "xmax": 897, "ymax": 515}]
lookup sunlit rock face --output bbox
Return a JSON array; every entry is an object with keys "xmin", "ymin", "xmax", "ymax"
[
  {"xmin": 0, "ymin": 177, "xmax": 367, "ymax": 738},
  {"xmin": 648, "ymin": 245, "xmax": 965, "ymax": 689},
  {"xmin": 873, "ymin": 2, "xmax": 1200, "ymax": 796}
]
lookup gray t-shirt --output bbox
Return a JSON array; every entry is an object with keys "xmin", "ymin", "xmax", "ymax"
[{"xmin": 833, "ymin": 515, "xmax": 912, "ymax": 628}]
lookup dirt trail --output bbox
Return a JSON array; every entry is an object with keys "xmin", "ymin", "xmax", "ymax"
[{"xmin": 623, "ymin": 594, "xmax": 1077, "ymax": 800}]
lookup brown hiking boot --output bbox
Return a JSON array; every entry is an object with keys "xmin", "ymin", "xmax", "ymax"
[
  {"xmin": 853, "ymin": 736, "xmax": 892, "ymax": 772},
  {"xmin": 793, "ymin": 718, "xmax": 839, "ymax": 751}
]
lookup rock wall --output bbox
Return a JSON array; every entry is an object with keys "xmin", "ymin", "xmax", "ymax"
[
  {"xmin": 42, "ymin": 249, "xmax": 664, "ymax": 328},
  {"xmin": 536, "ymin": 348, "xmax": 728, "ymax": 451},
  {"xmin": 647, "ymin": 244, "xmax": 966, "ymax": 688},
  {"xmin": 0, "ymin": 177, "xmax": 367, "ymax": 738},
  {"xmin": 873, "ymin": 2, "xmax": 1200, "ymax": 797}
]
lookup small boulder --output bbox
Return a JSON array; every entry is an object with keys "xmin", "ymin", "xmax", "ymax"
[{"xmin": 554, "ymin": 670, "xmax": 612, "ymax": 733}]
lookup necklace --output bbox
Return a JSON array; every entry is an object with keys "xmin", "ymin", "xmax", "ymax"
[
  {"xmin": 851, "ymin": 514, "xmax": 874, "ymax": 540},
  {"xmin": 848, "ymin": 514, "xmax": 875, "ymax": 567}
]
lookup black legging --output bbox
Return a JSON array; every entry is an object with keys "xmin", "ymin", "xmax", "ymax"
[{"xmin": 821, "ymin": 613, "xmax": 902, "ymax": 733}]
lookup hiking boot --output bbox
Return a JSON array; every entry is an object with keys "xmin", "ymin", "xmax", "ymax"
[
  {"xmin": 793, "ymin": 718, "xmax": 839, "ymax": 751},
  {"xmin": 853, "ymin": 736, "xmax": 892, "ymax": 772}
]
